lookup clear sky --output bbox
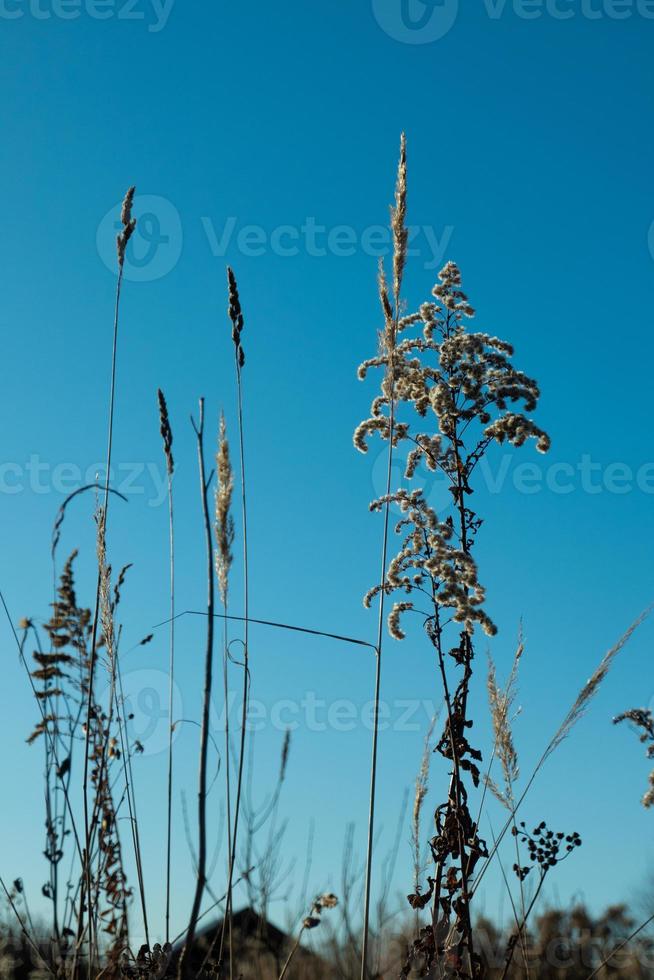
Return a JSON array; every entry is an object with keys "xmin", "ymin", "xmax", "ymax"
[{"xmin": 2, "ymin": 0, "xmax": 654, "ymax": 950}]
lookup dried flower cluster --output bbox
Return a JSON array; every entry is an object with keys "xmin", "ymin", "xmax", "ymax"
[
  {"xmin": 511, "ymin": 821, "xmax": 582, "ymax": 880},
  {"xmin": 614, "ymin": 708, "xmax": 654, "ymax": 807},
  {"xmin": 356, "ymin": 259, "xmax": 550, "ymax": 644},
  {"xmin": 304, "ymin": 892, "xmax": 339, "ymax": 928}
]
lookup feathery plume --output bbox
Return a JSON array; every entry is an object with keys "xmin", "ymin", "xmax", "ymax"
[
  {"xmin": 550, "ymin": 607, "xmax": 652, "ymax": 753},
  {"xmin": 378, "ymin": 257, "xmax": 393, "ymax": 330},
  {"xmin": 412, "ymin": 716, "xmax": 436, "ymax": 890},
  {"xmin": 120, "ymin": 186, "xmax": 135, "ymax": 227},
  {"xmin": 486, "ymin": 639, "xmax": 523, "ymax": 809},
  {"xmin": 96, "ymin": 507, "xmax": 114, "ymax": 668},
  {"xmin": 391, "ymin": 133, "xmax": 408, "ymax": 305},
  {"xmin": 214, "ymin": 413, "xmax": 235, "ymax": 605}
]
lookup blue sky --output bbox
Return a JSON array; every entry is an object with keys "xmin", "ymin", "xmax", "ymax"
[{"xmin": 1, "ymin": 0, "xmax": 654, "ymax": 949}]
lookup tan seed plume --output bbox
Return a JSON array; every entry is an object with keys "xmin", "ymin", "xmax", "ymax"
[
  {"xmin": 214, "ymin": 413, "xmax": 235, "ymax": 605},
  {"xmin": 486, "ymin": 638, "xmax": 523, "ymax": 809},
  {"xmin": 391, "ymin": 132, "xmax": 408, "ymax": 306},
  {"xmin": 550, "ymin": 606, "xmax": 652, "ymax": 754},
  {"xmin": 412, "ymin": 715, "xmax": 436, "ymax": 889}
]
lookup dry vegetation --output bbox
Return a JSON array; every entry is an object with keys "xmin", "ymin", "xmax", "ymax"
[{"xmin": 1, "ymin": 139, "xmax": 653, "ymax": 980}]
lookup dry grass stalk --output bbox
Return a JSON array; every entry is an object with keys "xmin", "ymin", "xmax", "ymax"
[
  {"xmin": 473, "ymin": 608, "xmax": 652, "ymax": 901},
  {"xmin": 278, "ymin": 893, "xmax": 338, "ymax": 980},
  {"xmin": 360, "ymin": 133, "xmax": 407, "ymax": 980},
  {"xmin": 485, "ymin": 638, "xmax": 532, "ymax": 977},
  {"xmin": 80, "ymin": 184, "xmax": 136, "ymax": 973},
  {"xmin": 355, "ymin": 137, "xmax": 551, "ymax": 978},
  {"xmin": 4, "ymin": 151, "xmax": 654, "ymax": 980},
  {"xmin": 485, "ymin": 638, "xmax": 523, "ymax": 810},
  {"xmin": 221, "ymin": 266, "xmax": 250, "ymax": 980},
  {"xmin": 157, "ymin": 387, "xmax": 176, "ymax": 944},
  {"xmin": 90, "ymin": 510, "xmax": 134, "ymax": 956},
  {"xmin": 549, "ymin": 606, "xmax": 652, "ymax": 754}
]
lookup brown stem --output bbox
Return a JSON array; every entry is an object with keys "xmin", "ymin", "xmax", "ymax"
[{"xmin": 179, "ymin": 399, "xmax": 215, "ymax": 980}]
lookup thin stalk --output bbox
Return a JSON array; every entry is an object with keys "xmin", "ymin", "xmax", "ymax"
[
  {"xmin": 78, "ymin": 190, "xmax": 134, "ymax": 975},
  {"xmin": 279, "ymin": 898, "xmax": 336, "ymax": 980},
  {"xmin": 500, "ymin": 871, "xmax": 547, "ymax": 980},
  {"xmin": 361, "ymin": 313, "xmax": 397, "ymax": 980},
  {"xmin": 115, "ymin": 655, "xmax": 150, "ymax": 950},
  {"xmin": 278, "ymin": 931, "xmax": 304, "ymax": 980},
  {"xmin": 0, "ymin": 876, "xmax": 54, "ymax": 976},
  {"xmin": 510, "ymin": 813, "xmax": 530, "ymax": 979},
  {"xmin": 156, "ymin": 386, "xmax": 175, "ymax": 944},
  {"xmin": 154, "ymin": 609, "xmax": 377, "ymax": 654},
  {"xmin": 472, "ymin": 608, "xmax": 650, "ymax": 899},
  {"xmin": 164, "ymin": 465, "xmax": 175, "ymax": 943},
  {"xmin": 361, "ymin": 134, "xmax": 406, "ymax": 980},
  {"xmin": 223, "ymin": 355, "xmax": 249, "ymax": 980},
  {"xmin": 584, "ymin": 912, "xmax": 654, "ymax": 980},
  {"xmin": 215, "ymin": 611, "xmax": 233, "ymax": 973},
  {"xmin": 489, "ymin": 820, "xmax": 530, "ymax": 978}
]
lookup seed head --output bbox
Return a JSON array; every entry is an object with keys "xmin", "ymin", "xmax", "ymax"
[
  {"xmin": 116, "ymin": 185, "xmax": 137, "ymax": 268},
  {"xmin": 227, "ymin": 266, "xmax": 245, "ymax": 366},
  {"xmin": 157, "ymin": 388, "xmax": 174, "ymax": 476}
]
